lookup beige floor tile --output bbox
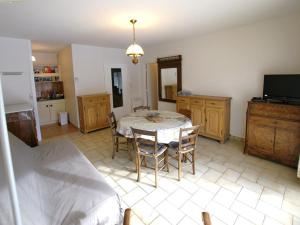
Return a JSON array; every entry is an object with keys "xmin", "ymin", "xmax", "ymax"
[
  {"xmin": 202, "ymin": 168, "xmax": 223, "ymax": 182},
  {"xmin": 122, "ymin": 187, "xmax": 147, "ymax": 207},
  {"xmin": 293, "ymin": 216, "xmax": 300, "ymax": 225},
  {"xmin": 257, "ymin": 177, "xmax": 286, "ymax": 194},
  {"xmin": 234, "ymin": 216, "xmax": 255, "ymax": 225},
  {"xmin": 167, "ymin": 188, "xmax": 191, "ymax": 208},
  {"xmin": 197, "ymin": 178, "xmax": 221, "ymax": 194},
  {"xmin": 237, "ymin": 187, "xmax": 260, "ymax": 208},
  {"xmin": 282, "ymin": 200, "xmax": 300, "ymax": 218},
  {"xmin": 284, "ymin": 188, "xmax": 300, "ymax": 207},
  {"xmin": 231, "ymin": 201, "xmax": 264, "ymax": 225},
  {"xmin": 237, "ymin": 177, "xmax": 263, "ymax": 194},
  {"xmin": 144, "ymin": 188, "xmax": 169, "ymax": 207},
  {"xmin": 213, "ymin": 188, "xmax": 236, "ymax": 208},
  {"xmin": 130, "ymin": 213, "xmax": 145, "ymax": 225},
  {"xmin": 260, "ymin": 188, "xmax": 283, "ymax": 208},
  {"xmin": 156, "ymin": 201, "xmax": 185, "ymax": 225},
  {"xmin": 180, "ymin": 201, "xmax": 204, "ymax": 223},
  {"xmin": 256, "ymin": 201, "xmax": 292, "ymax": 225},
  {"xmin": 207, "ymin": 161, "xmax": 227, "ymax": 173},
  {"xmin": 178, "ymin": 216, "xmax": 200, "ymax": 225},
  {"xmin": 57, "ymin": 129, "xmax": 300, "ymax": 225},
  {"xmin": 132, "ymin": 200, "xmax": 158, "ymax": 224},
  {"xmin": 150, "ymin": 216, "xmax": 171, "ymax": 225},
  {"xmin": 217, "ymin": 178, "xmax": 243, "ymax": 194},
  {"xmin": 190, "ymin": 187, "xmax": 215, "ymax": 208},
  {"xmin": 206, "ymin": 201, "xmax": 237, "ymax": 225},
  {"xmin": 263, "ymin": 217, "xmax": 284, "ymax": 225},
  {"xmin": 222, "ymin": 169, "xmax": 241, "ymax": 182}
]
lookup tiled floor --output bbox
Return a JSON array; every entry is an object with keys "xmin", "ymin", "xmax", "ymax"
[{"xmin": 47, "ymin": 129, "xmax": 300, "ymax": 225}]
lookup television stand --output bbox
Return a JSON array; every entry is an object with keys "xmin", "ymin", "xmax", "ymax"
[{"xmin": 245, "ymin": 101, "xmax": 300, "ymax": 168}]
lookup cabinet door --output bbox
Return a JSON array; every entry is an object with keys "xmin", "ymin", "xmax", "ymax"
[
  {"xmin": 247, "ymin": 117, "xmax": 275, "ymax": 157},
  {"xmin": 191, "ymin": 105, "xmax": 205, "ymax": 133},
  {"xmin": 85, "ymin": 103, "xmax": 99, "ymax": 131},
  {"xmin": 38, "ymin": 102, "xmax": 51, "ymax": 125},
  {"xmin": 274, "ymin": 121, "xmax": 300, "ymax": 167},
  {"xmin": 177, "ymin": 102, "xmax": 190, "ymax": 112},
  {"xmin": 98, "ymin": 101, "xmax": 110, "ymax": 127},
  {"xmin": 50, "ymin": 101, "xmax": 66, "ymax": 123},
  {"xmin": 205, "ymin": 107, "xmax": 223, "ymax": 138}
]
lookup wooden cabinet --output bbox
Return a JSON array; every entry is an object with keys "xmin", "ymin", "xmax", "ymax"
[
  {"xmin": 177, "ymin": 95, "xmax": 231, "ymax": 143},
  {"xmin": 6, "ymin": 109, "xmax": 38, "ymax": 147},
  {"xmin": 77, "ymin": 94, "xmax": 111, "ymax": 133},
  {"xmin": 38, "ymin": 99, "xmax": 66, "ymax": 125},
  {"xmin": 245, "ymin": 102, "xmax": 300, "ymax": 168}
]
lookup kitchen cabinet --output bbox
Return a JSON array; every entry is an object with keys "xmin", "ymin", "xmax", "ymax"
[{"xmin": 38, "ymin": 99, "xmax": 66, "ymax": 125}]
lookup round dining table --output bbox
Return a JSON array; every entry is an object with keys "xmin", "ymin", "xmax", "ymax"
[{"xmin": 117, "ymin": 110, "xmax": 192, "ymax": 144}]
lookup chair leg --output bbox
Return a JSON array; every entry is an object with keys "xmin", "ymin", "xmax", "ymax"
[
  {"xmin": 112, "ymin": 137, "xmax": 116, "ymax": 159},
  {"xmin": 144, "ymin": 156, "xmax": 147, "ymax": 167},
  {"xmin": 116, "ymin": 137, "xmax": 119, "ymax": 152},
  {"xmin": 164, "ymin": 151, "xmax": 169, "ymax": 172},
  {"xmin": 155, "ymin": 157, "xmax": 158, "ymax": 188},
  {"xmin": 137, "ymin": 154, "xmax": 141, "ymax": 182},
  {"xmin": 178, "ymin": 153, "xmax": 182, "ymax": 181},
  {"xmin": 192, "ymin": 151, "xmax": 195, "ymax": 175},
  {"xmin": 127, "ymin": 139, "xmax": 132, "ymax": 161}
]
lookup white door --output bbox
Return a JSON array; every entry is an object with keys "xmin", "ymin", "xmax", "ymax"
[
  {"xmin": 104, "ymin": 64, "xmax": 131, "ymax": 120},
  {"xmin": 37, "ymin": 102, "xmax": 51, "ymax": 125}
]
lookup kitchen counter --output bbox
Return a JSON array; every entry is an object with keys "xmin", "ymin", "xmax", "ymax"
[{"xmin": 5, "ymin": 103, "xmax": 33, "ymax": 114}]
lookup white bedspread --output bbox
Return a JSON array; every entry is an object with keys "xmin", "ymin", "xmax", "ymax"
[{"xmin": 0, "ymin": 134, "xmax": 122, "ymax": 225}]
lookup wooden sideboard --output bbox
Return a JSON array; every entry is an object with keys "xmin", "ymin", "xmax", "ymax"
[
  {"xmin": 77, "ymin": 93, "xmax": 111, "ymax": 133},
  {"xmin": 6, "ymin": 104, "xmax": 38, "ymax": 147},
  {"xmin": 245, "ymin": 101, "xmax": 300, "ymax": 168},
  {"xmin": 176, "ymin": 95, "xmax": 231, "ymax": 143}
]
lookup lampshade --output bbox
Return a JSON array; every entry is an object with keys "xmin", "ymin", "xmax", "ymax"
[{"xmin": 126, "ymin": 43, "xmax": 144, "ymax": 56}]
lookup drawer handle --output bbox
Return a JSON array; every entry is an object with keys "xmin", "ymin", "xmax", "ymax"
[{"xmin": 211, "ymin": 102, "xmax": 216, "ymax": 105}]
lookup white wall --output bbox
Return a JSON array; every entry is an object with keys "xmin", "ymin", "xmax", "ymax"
[
  {"xmin": 58, "ymin": 46, "xmax": 78, "ymax": 126},
  {"xmin": 0, "ymin": 37, "xmax": 41, "ymax": 140},
  {"xmin": 142, "ymin": 13, "xmax": 300, "ymax": 138},
  {"xmin": 32, "ymin": 52, "xmax": 57, "ymax": 66},
  {"xmin": 71, "ymin": 44, "xmax": 142, "ymax": 121}
]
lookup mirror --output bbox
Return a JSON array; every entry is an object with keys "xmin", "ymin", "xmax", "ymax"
[
  {"xmin": 111, "ymin": 68, "xmax": 123, "ymax": 108},
  {"xmin": 157, "ymin": 55, "xmax": 182, "ymax": 103}
]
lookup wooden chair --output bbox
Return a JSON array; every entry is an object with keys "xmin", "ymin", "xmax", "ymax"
[
  {"xmin": 107, "ymin": 112, "xmax": 133, "ymax": 160},
  {"xmin": 202, "ymin": 212, "xmax": 212, "ymax": 225},
  {"xmin": 133, "ymin": 105, "xmax": 150, "ymax": 112},
  {"xmin": 131, "ymin": 128, "xmax": 169, "ymax": 187},
  {"xmin": 178, "ymin": 108, "xmax": 191, "ymax": 119},
  {"xmin": 168, "ymin": 125, "xmax": 200, "ymax": 181},
  {"xmin": 123, "ymin": 208, "xmax": 131, "ymax": 225}
]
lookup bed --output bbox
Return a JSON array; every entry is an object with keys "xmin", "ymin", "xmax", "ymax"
[{"xmin": 0, "ymin": 133, "xmax": 128, "ymax": 225}]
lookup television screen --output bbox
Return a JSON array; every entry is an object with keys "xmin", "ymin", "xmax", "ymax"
[{"xmin": 263, "ymin": 75, "xmax": 300, "ymax": 99}]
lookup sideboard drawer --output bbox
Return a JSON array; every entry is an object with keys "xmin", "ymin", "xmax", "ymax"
[{"xmin": 206, "ymin": 100, "xmax": 224, "ymax": 108}]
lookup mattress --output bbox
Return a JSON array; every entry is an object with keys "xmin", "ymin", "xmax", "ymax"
[{"xmin": 0, "ymin": 134, "xmax": 123, "ymax": 225}]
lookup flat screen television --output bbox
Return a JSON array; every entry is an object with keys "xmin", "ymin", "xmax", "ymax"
[{"xmin": 263, "ymin": 75, "xmax": 300, "ymax": 101}]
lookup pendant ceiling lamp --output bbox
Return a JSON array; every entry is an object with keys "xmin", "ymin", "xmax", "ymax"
[{"xmin": 126, "ymin": 19, "xmax": 144, "ymax": 64}]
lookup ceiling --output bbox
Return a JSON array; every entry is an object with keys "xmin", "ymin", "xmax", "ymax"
[{"xmin": 1, "ymin": 0, "xmax": 300, "ymax": 52}]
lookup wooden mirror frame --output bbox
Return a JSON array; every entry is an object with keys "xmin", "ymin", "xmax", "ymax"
[{"xmin": 157, "ymin": 55, "xmax": 182, "ymax": 103}]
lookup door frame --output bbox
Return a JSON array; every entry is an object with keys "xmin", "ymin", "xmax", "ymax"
[{"xmin": 104, "ymin": 64, "xmax": 130, "ymax": 120}]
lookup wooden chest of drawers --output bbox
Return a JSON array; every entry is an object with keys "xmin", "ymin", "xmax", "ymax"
[
  {"xmin": 245, "ymin": 102, "xmax": 300, "ymax": 168},
  {"xmin": 77, "ymin": 94, "xmax": 111, "ymax": 133},
  {"xmin": 176, "ymin": 95, "xmax": 231, "ymax": 143}
]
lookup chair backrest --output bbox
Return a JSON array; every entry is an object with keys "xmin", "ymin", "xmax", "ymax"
[
  {"xmin": 107, "ymin": 112, "xmax": 117, "ymax": 135},
  {"xmin": 131, "ymin": 128, "xmax": 158, "ymax": 154},
  {"xmin": 178, "ymin": 125, "xmax": 200, "ymax": 152},
  {"xmin": 133, "ymin": 106, "xmax": 150, "ymax": 112},
  {"xmin": 178, "ymin": 108, "xmax": 191, "ymax": 119}
]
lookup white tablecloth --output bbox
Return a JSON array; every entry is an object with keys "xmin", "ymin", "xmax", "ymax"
[{"xmin": 117, "ymin": 110, "xmax": 192, "ymax": 144}]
